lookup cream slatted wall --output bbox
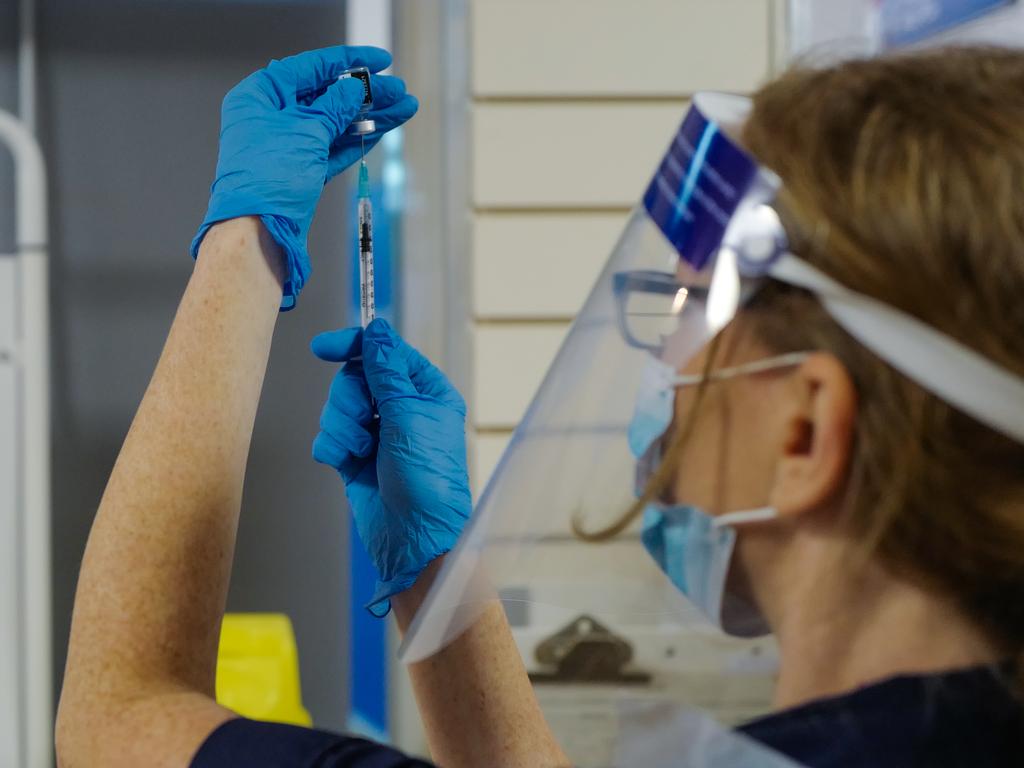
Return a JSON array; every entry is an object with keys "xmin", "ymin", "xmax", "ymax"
[{"xmin": 468, "ymin": 0, "xmax": 778, "ymax": 491}]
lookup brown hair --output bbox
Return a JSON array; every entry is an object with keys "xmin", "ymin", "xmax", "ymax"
[{"xmin": 582, "ymin": 48, "xmax": 1024, "ymax": 667}]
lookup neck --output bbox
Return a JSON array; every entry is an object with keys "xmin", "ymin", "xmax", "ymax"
[{"xmin": 767, "ymin": 552, "xmax": 1001, "ymax": 710}]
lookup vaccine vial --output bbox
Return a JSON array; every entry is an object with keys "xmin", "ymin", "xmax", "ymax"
[{"xmin": 339, "ymin": 67, "xmax": 375, "ymax": 135}]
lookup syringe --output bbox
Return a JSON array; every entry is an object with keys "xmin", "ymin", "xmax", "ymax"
[
  {"xmin": 357, "ymin": 157, "xmax": 375, "ymax": 328},
  {"xmin": 338, "ymin": 66, "xmax": 378, "ymax": 328}
]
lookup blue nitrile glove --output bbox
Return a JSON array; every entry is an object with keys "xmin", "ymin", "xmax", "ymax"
[
  {"xmin": 192, "ymin": 46, "xmax": 419, "ymax": 309},
  {"xmin": 311, "ymin": 318, "xmax": 472, "ymax": 617}
]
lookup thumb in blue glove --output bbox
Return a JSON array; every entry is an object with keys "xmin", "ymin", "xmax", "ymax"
[{"xmin": 311, "ymin": 319, "xmax": 472, "ymax": 617}]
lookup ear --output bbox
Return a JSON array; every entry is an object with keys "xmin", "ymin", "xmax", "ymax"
[{"xmin": 769, "ymin": 353, "xmax": 857, "ymax": 519}]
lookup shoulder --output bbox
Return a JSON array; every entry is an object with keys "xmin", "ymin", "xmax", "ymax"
[
  {"xmin": 739, "ymin": 664, "xmax": 1024, "ymax": 768},
  {"xmin": 191, "ymin": 718, "xmax": 436, "ymax": 768}
]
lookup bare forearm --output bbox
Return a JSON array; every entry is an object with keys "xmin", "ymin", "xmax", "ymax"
[
  {"xmin": 393, "ymin": 561, "xmax": 569, "ymax": 768},
  {"xmin": 59, "ymin": 218, "xmax": 284, "ymax": 761}
]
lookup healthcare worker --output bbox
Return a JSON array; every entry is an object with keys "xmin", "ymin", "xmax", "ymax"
[{"xmin": 56, "ymin": 44, "xmax": 1024, "ymax": 768}]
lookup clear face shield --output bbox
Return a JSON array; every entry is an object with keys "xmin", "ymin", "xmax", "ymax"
[
  {"xmin": 400, "ymin": 92, "xmax": 1024, "ymax": 767},
  {"xmin": 397, "ymin": 94, "xmax": 800, "ymax": 763}
]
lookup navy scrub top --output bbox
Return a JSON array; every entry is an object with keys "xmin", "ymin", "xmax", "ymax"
[{"xmin": 191, "ymin": 664, "xmax": 1023, "ymax": 767}]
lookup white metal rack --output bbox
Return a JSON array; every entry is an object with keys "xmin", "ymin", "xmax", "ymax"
[
  {"xmin": 0, "ymin": 107, "xmax": 52, "ymax": 768},
  {"xmin": 1, "ymin": 3, "xmax": 52, "ymax": 765}
]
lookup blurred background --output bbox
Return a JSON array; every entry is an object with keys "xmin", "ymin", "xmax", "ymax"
[{"xmin": 2, "ymin": 0, "xmax": 1022, "ymax": 765}]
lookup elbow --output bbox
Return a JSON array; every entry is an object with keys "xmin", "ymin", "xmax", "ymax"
[
  {"xmin": 55, "ymin": 685, "xmax": 107, "ymax": 768},
  {"xmin": 54, "ymin": 698, "xmax": 77, "ymax": 768},
  {"xmin": 56, "ymin": 646, "xmax": 131, "ymax": 766},
  {"xmin": 55, "ymin": 691, "xmax": 91, "ymax": 768}
]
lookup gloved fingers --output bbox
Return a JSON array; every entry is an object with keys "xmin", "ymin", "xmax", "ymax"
[
  {"xmin": 305, "ymin": 78, "xmax": 370, "ymax": 141},
  {"xmin": 325, "ymin": 361, "xmax": 374, "ymax": 425},
  {"xmin": 361, "ymin": 318, "xmax": 420, "ymax": 401},
  {"xmin": 279, "ymin": 45, "xmax": 392, "ymax": 98},
  {"xmin": 313, "ymin": 431, "xmax": 377, "ymax": 487},
  {"xmin": 309, "ymin": 72, "xmax": 405, "ymax": 118},
  {"xmin": 313, "ymin": 425, "xmax": 371, "ymax": 466},
  {"xmin": 402, "ymin": 338, "xmax": 466, "ymax": 411},
  {"xmin": 326, "ymin": 147, "xmax": 365, "ymax": 181},
  {"xmin": 366, "ymin": 74, "xmax": 408, "ymax": 109},
  {"xmin": 344, "ymin": 458, "xmax": 382, "ymax": 511},
  {"xmin": 324, "ymin": 94, "xmax": 420, "ymax": 179},
  {"xmin": 363, "ymin": 318, "xmax": 466, "ymax": 410},
  {"xmin": 309, "ymin": 74, "xmax": 414, "ymax": 143},
  {"xmin": 364, "ymin": 94, "xmax": 421, "ymax": 135},
  {"xmin": 312, "ymin": 327, "xmax": 363, "ymax": 362}
]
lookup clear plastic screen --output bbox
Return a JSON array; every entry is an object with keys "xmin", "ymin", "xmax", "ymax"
[
  {"xmin": 404, "ymin": 201, "xmax": 747, "ymax": 628},
  {"xmin": 401, "ymin": 94, "xmax": 793, "ymax": 762}
]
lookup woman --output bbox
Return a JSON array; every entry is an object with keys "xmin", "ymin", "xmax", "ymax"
[{"xmin": 56, "ymin": 44, "xmax": 1023, "ymax": 767}]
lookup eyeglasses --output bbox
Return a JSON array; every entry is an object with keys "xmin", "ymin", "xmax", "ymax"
[{"xmin": 613, "ymin": 270, "xmax": 709, "ymax": 353}]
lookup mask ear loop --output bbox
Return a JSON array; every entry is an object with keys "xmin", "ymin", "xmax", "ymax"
[
  {"xmin": 672, "ymin": 351, "xmax": 813, "ymax": 387},
  {"xmin": 712, "ymin": 507, "xmax": 778, "ymax": 528}
]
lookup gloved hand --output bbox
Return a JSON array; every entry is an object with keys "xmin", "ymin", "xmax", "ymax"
[
  {"xmin": 192, "ymin": 46, "xmax": 418, "ymax": 309},
  {"xmin": 311, "ymin": 319, "xmax": 472, "ymax": 616}
]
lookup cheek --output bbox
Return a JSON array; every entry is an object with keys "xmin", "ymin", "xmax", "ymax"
[
  {"xmin": 722, "ymin": 381, "xmax": 792, "ymax": 512},
  {"xmin": 670, "ymin": 387, "xmax": 729, "ymax": 509},
  {"xmin": 670, "ymin": 384, "xmax": 778, "ymax": 513}
]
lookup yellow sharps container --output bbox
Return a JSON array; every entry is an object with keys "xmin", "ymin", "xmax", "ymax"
[{"xmin": 215, "ymin": 613, "xmax": 313, "ymax": 727}]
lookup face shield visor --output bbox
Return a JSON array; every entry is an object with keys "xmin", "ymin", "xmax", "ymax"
[{"xmin": 399, "ymin": 92, "xmax": 1024, "ymax": 766}]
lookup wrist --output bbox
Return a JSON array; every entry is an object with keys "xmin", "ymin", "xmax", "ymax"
[
  {"xmin": 196, "ymin": 217, "xmax": 286, "ymax": 303},
  {"xmin": 392, "ymin": 557, "xmax": 446, "ymax": 633}
]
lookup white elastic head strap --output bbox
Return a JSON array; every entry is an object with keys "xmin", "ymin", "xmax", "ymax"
[{"xmin": 769, "ymin": 254, "xmax": 1024, "ymax": 445}]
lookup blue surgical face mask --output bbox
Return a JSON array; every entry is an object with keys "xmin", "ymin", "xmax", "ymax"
[
  {"xmin": 628, "ymin": 357, "xmax": 678, "ymax": 460},
  {"xmin": 640, "ymin": 502, "xmax": 776, "ymax": 637},
  {"xmin": 628, "ymin": 352, "xmax": 810, "ymax": 637}
]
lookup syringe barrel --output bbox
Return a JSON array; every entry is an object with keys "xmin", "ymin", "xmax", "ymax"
[{"xmin": 357, "ymin": 196, "xmax": 375, "ymax": 327}]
